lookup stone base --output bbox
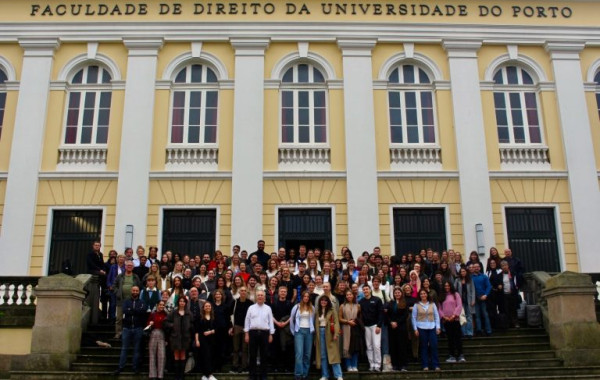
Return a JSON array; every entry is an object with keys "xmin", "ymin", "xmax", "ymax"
[
  {"xmin": 557, "ymin": 348, "xmax": 600, "ymax": 366},
  {"xmin": 549, "ymin": 321, "xmax": 600, "ymax": 366},
  {"xmin": 11, "ymin": 353, "xmax": 76, "ymax": 371}
]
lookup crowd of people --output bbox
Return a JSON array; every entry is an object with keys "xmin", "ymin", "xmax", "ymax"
[{"xmin": 86, "ymin": 240, "xmax": 525, "ymax": 380}]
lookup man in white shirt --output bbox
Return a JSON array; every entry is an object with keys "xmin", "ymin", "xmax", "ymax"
[{"xmin": 244, "ymin": 290, "xmax": 275, "ymax": 380}]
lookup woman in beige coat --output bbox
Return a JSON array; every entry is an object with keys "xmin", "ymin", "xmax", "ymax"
[{"xmin": 315, "ymin": 296, "xmax": 343, "ymax": 380}]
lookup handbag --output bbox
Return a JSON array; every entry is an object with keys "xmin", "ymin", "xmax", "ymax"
[
  {"xmin": 329, "ymin": 314, "xmax": 335, "ymax": 335},
  {"xmin": 459, "ymin": 308, "xmax": 467, "ymax": 326}
]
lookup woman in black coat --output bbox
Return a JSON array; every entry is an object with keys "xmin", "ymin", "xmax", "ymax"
[
  {"xmin": 165, "ymin": 296, "xmax": 194, "ymax": 380},
  {"xmin": 387, "ymin": 286, "xmax": 410, "ymax": 371},
  {"xmin": 195, "ymin": 301, "xmax": 217, "ymax": 380}
]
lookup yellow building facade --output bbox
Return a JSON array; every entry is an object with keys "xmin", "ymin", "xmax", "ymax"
[{"xmin": 0, "ymin": 0, "xmax": 599, "ymax": 276}]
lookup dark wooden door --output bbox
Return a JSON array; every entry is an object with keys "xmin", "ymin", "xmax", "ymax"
[
  {"xmin": 393, "ymin": 208, "xmax": 447, "ymax": 256},
  {"xmin": 162, "ymin": 209, "xmax": 216, "ymax": 258}
]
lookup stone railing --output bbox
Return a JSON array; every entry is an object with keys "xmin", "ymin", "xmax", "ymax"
[
  {"xmin": 57, "ymin": 146, "xmax": 107, "ymax": 169},
  {"xmin": 524, "ymin": 271, "xmax": 555, "ymax": 330},
  {"xmin": 389, "ymin": 146, "xmax": 442, "ymax": 169},
  {"xmin": 0, "ymin": 277, "xmax": 39, "ymax": 328},
  {"xmin": 165, "ymin": 146, "xmax": 218, "ymax": 170},
  {"xmin": 278, "ymin": 147, "xmax": 331, "ymax": 169},
  {"xmin": 499, "ymin": 146, "xmax": 550, "ymax": 169}
]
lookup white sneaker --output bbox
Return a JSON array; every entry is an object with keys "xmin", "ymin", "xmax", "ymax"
[
  {"xmin": 209, "ymin": 376, "xmax": 217, "ymax": 380},
  {"xmin": 319, "ymin": 377, "xmax": 328, "ymax": 380},
  {"xmin": 337, "ymin": 377, "xmax": 344, "ymax": 380},
  {"xmin": 201, "ymin": 377, "xmax": 207, "ymax": 380}
]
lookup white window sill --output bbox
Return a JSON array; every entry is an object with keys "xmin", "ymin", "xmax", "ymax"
[
  {"xmin": 57, "ymin": 146, "xmax": 107, "ymax": 171},
  {"xmin": 165, "ymin": 146, "xmax": 218, "ymax": 171},
  {"xmin": 499, "ymin": 145, "xmax": 550, "ymax": 170},
  {"xmin": 389, "ymin": 145, "xmax": 442, "ymax": 170},
  {"xmin": 278, "ymin": 146, "xmax": 331, "ymax": 171}
]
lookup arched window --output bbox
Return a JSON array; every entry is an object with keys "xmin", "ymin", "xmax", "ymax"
[
  {"xmin": 169, "ymin": 63, "xmax": 218, "ymax": 145},
  {"xmin": 595, "ymin": 71, "xmax": 600, "ymax": 120},
  {"xmin": 493, "ymin": 65, "xmax": 542, "ymax": 145},
  {"xmin": 280, "ymin": 63, "xmax": 327, "ymax": 144},
  {"xmin": 64, "ymin": 65, "xmax": 112, "ymax": 145},
  {"xmin": 0, "ymin": 69, "xmax": 6, "ymax": 140},
  {"xmin": 387, "ymin": 64, "xmax": 436, "ymax": 144}
]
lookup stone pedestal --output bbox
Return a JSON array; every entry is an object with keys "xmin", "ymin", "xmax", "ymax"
[
  {"xmin": 12, "ymin": 274, "xmax": 86, "ymax": 371},
  {"xmin": 542, "ymin": 271, "xmax": 600, "ymax": 366}
]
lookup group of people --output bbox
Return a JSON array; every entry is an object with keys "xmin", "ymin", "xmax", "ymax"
[{"xmin": 86, "ymin": 240, "xmax": 525, "ymax": 380}]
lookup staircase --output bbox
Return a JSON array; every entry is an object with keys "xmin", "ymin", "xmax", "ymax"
[{"xmin": 10, "ymin": 321, "xmax": 600, "ymax": 380}]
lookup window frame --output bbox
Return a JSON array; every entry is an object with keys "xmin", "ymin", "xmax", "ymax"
[
  {"xmin": 167, "ymin": 63, "xmax": 220, "ymax": 147},
  {"xmin": 386, "ymin": 64, "xmax": 439, "ymax": 146},
  {"xmin": 594, "ymin": 71, "xmax": 600, "ymax": 120},
  {"xmin": 0, "ymin": 69, "xmax": 6, "ymax": 140},
  {"xmin": 61, "ymin": 65, "xmax": 112, "ymax": 147},
  {"xmin": 279, "ymin": 62, "xmax": 329, "ymax": 146},
  {"xmin": 492, "ymin": 65, "xmax": 545, "ymax": 146}
]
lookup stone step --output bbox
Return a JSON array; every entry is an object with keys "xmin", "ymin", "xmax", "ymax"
[{"xmin": 10, "ymin": 366, "xmax": 600, "ymax": 380}]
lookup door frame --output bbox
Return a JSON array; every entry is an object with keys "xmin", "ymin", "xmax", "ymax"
[
  {"xmin": 43, "ymin": 206, "xmax": 106, "ymax": 276},
  {"xmin": 158, "ymin": 205, "xmax": 220, "ymax": 256},
  {"xmin": 501, "ymin": 204, "xmax": 565, "ymax": 272},
  {"xmin": 389, "ymin": 204, "xmax": 452, "ymax": 258},
  {"xmin": 274, "ymin": 204, "xmax": 336, "ymax": 257}
]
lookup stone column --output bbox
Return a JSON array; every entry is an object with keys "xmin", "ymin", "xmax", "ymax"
[
  {"xmin": 113, "ymin": 38, "xmax": 163, "ymax": 251},
  {"xmin": 0, "ymin": 38, "xmax": 59, "ymax": 276},
  {"xmin": 542, "ymin": 271, "xmax": 600, "ymax": 365},
  {"xmin": 13, "ymin": 274, "xmax": 86, "ymax": 370},
  {"xmin": 230, "ymin": 38, "xmax": 269, "ymax": 251},
  {"xmin": 338, "ymin": 39, "xmax": 380, "ymax": 252},
  {"xmin": 443, "ymin": 40, "xmax": 495, "ymax": 255},
  {"xmin": 545, "ymin": 42, "xmax": 600, "ymax": 272}
]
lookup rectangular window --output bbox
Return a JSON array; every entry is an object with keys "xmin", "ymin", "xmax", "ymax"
[
  {"xmin": 280, "ymin": 89, "xmax": 327, "ymax": 144},
  {"xmin": 494, "ymin": 91, "xmax": 542, "ymax": 145},
  {"xmin": 389, "ymin": 90, "xmax": 436, "ymax": 144},
  {"xmin": 64, "ymin": 90, "xmax": 111, "ymax": 145},
  {"xmin": 162, "ymin": 209, "xmax": 216, "ymax": 256},
  {"xmin": 171, "ymin": 90, "xmax": 218, "ymax": 145},
  {"xmin": 0, "ymin": 91, "xmax": 5, "ymax": 139}
]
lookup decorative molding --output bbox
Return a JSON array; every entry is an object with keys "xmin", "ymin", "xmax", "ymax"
[
  {"xmin": 165, "ymin": 146, "xmax": 218, "ymax": 171},
  {"xmin": 87, "ymin": 42, "xmax": 99, "ymax": 59},
  {"xmin": 38, "ymin": 171, "xmax": 118, "ymax": 179},
  {"xmin": 298, "ymin": 42, "xmax": 309, "ymax": 58},
  {"xmin": 270, "ymin": 50, "xmax": 337, "ymax": 81},
  {"xmin": 122, "ymin": 37, "xmax": 163, "ymax": 56},
  {"xmin": 586, "ymin": 58, "xmax": 600, "ymax": 83},
  {"xmin": 0, "ymin": 172, "xmax": 7, "ymax": 179},
  {"xmin": 378, "ymin": 171, "xmax": 459, "ymax": 179},
  {"xmin": 389, "ymin": 146, "xmax": 442, "ymax": 170},
  {"xmin": 18, "ymin": 37, "xmax": 60, "ymax": 57},
  {"xmin": 230, "ymin": 38, "xmax": 270, "ymax": 56},
  {"xmin": 161, "ymin": 50, "xmax": 229, "ymax": 81},
  {"xmin": 545, "ymin": 41, "xmax": 586, "ymax": 60},
  {"xmin": 0, "ymin": 55, "xmax": 17, "ymax": 81},
  {"xmin": 499, "ymin": 145, "xmax": 551, "ymax": 170},
  {"xmin": 57, "ymin": 146, "xmax": 108, "ymax": 171},
  {"xmin": 150, "ymin": 171, "xmax": 232, "ymax": 179},
  {"xmin": 278, "ymin": 147, "xmax": 331, "ymax": 170},
  {"xmin": 442, "ymin": 40, "xmax": 482, "ymax": 58},
  {"xmin": 2, "ymin": 81, "xmax": 20, "ymax": 91},
  {"xmin": 489, "ymin": 170, "xmax": 568, "ymax": 179},
  {"xmin": 483, "ymin": 53, "xmax": 548, "ymax": 83},
  {"xmin": 264, "ymin": 171, "xmax": 346, "ymax": 179},
  {"xmin": 191, "ymin": 41, "xmax": 202, "ymax": 58},
  {"xmin": 337, "ymin": 39, "xmax": 377, "ymax": 57},
  {"xmin": 57, "ymin": 52, "xmax": 123, "ymax": 81},
  {"xmin": 378, "ymin": 51, "xmax": 444, "ymax": 82},
  {"xmin": 507, "ymin": 45, "xmax": 518, "ymax": 60}
]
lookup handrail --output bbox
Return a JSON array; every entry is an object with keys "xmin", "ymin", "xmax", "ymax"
[
  {"xmin": 0, "ymin": 276, "xmax": 40, "ymax": 328},
  {"xmin": 523, "ymin": 271, "xmax": 556, "ymax": 332}
]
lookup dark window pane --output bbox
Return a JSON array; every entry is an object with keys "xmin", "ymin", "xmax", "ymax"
[
  {"xmin": 403, "ymin": 65, "xmax": 415, "ymax": 84},
  {"xmin": 87, "ymin": 66, "xmax": 99, "ymax": 84},
  {"xmin": 298, "ymin": 108, "xmax": 309, "ymax": 125},
  {"xmin": 406, "ymin": 109, "xmax": 418, "ymax": 125},
  {"xmin": 282, "ymin": 68, "xmax": 293, "ymax": 82},
  {"xmin": 298, "ymin": 64, "xmax": 308, "ymax": 83},
  {"xmin": 391, "ymin": 126, "xmax": 403, "ymax": 143},
  {"xmin": 101, "ymin": 69, "xmax": 111, "ymax": 84},
  {"xmin": 82, "ymin": 109, "xmax": 94, "ymax": 126},
  {"xmin": 188, "ymin": 126, "xmax": 200, "ymax": 143},
  {"xmin": 173, "ymin": 92, "xmax": 185, "ymax": 107},
  {"xmin": 0, "ymin": 70, "xmax": 6, "ymax": 83},
  {"xmin": 421, "ymin": 92, "xmax": 433, "ymax": 107},
  {"xmin": 282, "ymin": 125, "xmax": 294, "ymax": 143},
  {"xmin": 84, "ymin": 92, "xmax": 96, "ymax": 108},
  {"xmin": 509, "ymin": 93, "xmax": 521, "ymax": 108},
  {"xmin": 524, "ymin": 92, "xmax": 537, "ymax": 109},
  {"xmin": 313, "ymin": 108, "xmax": 326, "ymax": 125},
  {"xmin": 281, "ymin": 109, "xmax": 293, "ymax": 125},
  {"xmin": 419, "ymin": 68, "xmax": 430, "ymax": 84},
  {"xmin": 407, "ymin": 126, "xmax": 418, "ymax": 143},
  {"xmin": 67, "ymin": 109, "xmax": 79, "ymax": 126},
  {"xmin": 506, "ymin": 66, "xmax": 518, "ymax": 84},
  {"xmin": 189, "ymin": 109, "xmax": 200, "ymax": 125},
  {"xmin": 175, "ymin": 68, "xmax": 187, "ymax": 83},
  {"xmin": 206, "ymin": 91, "xmax": 218, "ymax": 107},
  {"xmin": 493, "ymin": 92, "xmax": 505, "ymax": 108},
  {"xmin": 389, "ymin": 68, "xmax": 399, "ymax": 83},
  {"xmin": 190, "ymin": 92, "xmax": 201, "ymax": 107},
  {"xmin": 314, "ymin": 125, "xmax": 326, "ymax": 143},
  {"xmin": 81, "ymin": 126, "xmax": 92, "ymax": 144},
  {"xmin": 405, "ymin": 92, "xmax": 416, "ymax": 108},
  {"xmin": 522, "ymin": 70, "xmax": 533, "ymax": 85},
  {"xmin": 495, "ymin": 109, "xmax": 508, "ymax": 126},
  {"xmin": 423, "ymin": 126, "xmax": 435, "ymax": 143},
  {"xmin": 498, "ymin": 126, "xmax": 509, "ymax": 143},
  {"xmin": 72, "ymin": 69, "xmax": 84, "ymax": 84},
  {"xmin": 98, "ymin": 109, "xmax": 110, "ymax": 125},
  {"xmin": 298, "ymin": 91, "xmax": 308, "ymax": 107},
  {"xmin": 282, "ymin": 91, "xmax": 293, "ymax": 107},
  {"xmin": 205, "ymin": 126, "xmax": 217, "ymax": 143},
  {"xmin": 512, "ymin": 109, "xmax": 523, "ymax": 125},
  {"xmin": 493, "ymin": 71, "xmax": 503, "ymax": 84},
  {"xmin": 313, "ymin": 68, "xmax": 324, "ymax": 83},
  {"xmin": 65, "ymin": 126, "xmax": 77, "ymax": 144},
  {"xmin": 171, "ymin": 126, "xmax": 183, "ymax": 143},
  {"xmin": 389, "ymin": 109, "xmax": 402, "ymax": 126},
  {"xmin": 388, "ymin": 92, "xmax": 400, "ymax": 108},
  {"xmin": 0, "ymin": 109, "xmax": 4, "ymax": 128},
  {"xmin": 191, "ymin": 65, "xmax": 203, "ymax": 83},
  {"xmin": 314, "ymin": 91, "xmax": 325, "ymax": 107},
  {"xmin": 205, "ymin": 109, "xmax": 217, "ymax": 125},
  {"xmin": 596, "ymin": 93, "xmax": 600, "ymax": 118},
  {"xmin": 299, "ymin": 125, "xmax": 309, "ymax": 142},
  {"xmin": 422, "ymin": 108, "xmax": 434, "ymax": 125},
  {"xmin": 595, "ymin": 71, "xmax": 600, "ymax": 84},
  {"xmin": 526, "ymin": 109, "xmax": 539, "ymax": 125},
  {"xmin": 206, "ymin": 68, "xmax": 217, "ymax": 83},
  {"xmin": 514, "ymin": 126, "xmax": 525, "ymax": 143},
  {"xmin": 529, "ymin": 127, "xmax": 541, "ymax": 143},
  {"xmin": 99, "ymin": 92, "xmax": 112, "ymax": 108},
  {"xmin": 172, "ymin": 108, "xmax": 184, "ymax": 126},
  {"xmin": 69, "ymin": 92, "xmax": 81, "ymax": 107},
  {"xmin": 96, "ymin": 126, "xmax": 108, "ymax": 144}
]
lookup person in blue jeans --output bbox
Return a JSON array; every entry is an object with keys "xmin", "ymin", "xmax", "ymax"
[
  {"xmin": 289, "ymin": 291, "xmax": 315, "ymax": 380},
  {"xmin": 114, "ymin": 285, "xmax": 146, "ymax": 375},
  {"xmin": 411, "ymin": 289, "xmax": 441, "ymax": 371},
  {"xmin": 471, "ymin": 264, "xmax": 493, "ymax": 336},
  {"xmin": 315, "ymin": 296, "xmax": 343, "ymax": 380}
]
